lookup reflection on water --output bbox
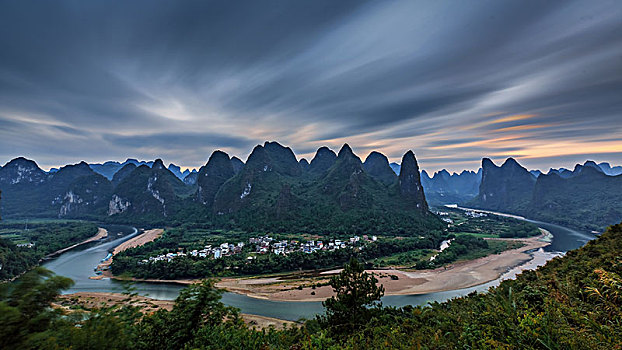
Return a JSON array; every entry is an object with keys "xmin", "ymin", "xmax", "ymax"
[{"xmin": 43, "ymin": 214, "xmax": 595, "ymax": 321}]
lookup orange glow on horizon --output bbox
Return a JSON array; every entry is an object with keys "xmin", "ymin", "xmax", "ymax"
[{"xmin": 508, "ymin": 141, "xmax": 622, "ymax": 159}]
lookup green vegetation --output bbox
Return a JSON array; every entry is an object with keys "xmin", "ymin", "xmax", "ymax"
[
  {"xmin": 413, "ymin": 235, "xmax": 514, "ymax": 269},
  {"xmin": 0, "ymin": 221, "xmax": 98, "ymax": 280},
  {"xmin": 371, "ymin": 249, "xmax": 434, "ymax": 267},
  {"xmin": 439, "ymin": 207, "xmax": 541, "ymax": 238},
  {"xmin": 319, "ymin": 258, "xmax": 385, "ymax": 335},
  {"xmin": 528, "ymin": 169, "xmax": 622, "ymax": 231},
  {"xmin": 111, "ymin": 230, "xmax": 445, "ymax": 279},
  {"xmin": 112, "ymin": 207, "xmax": 533, "ymax": 278},
  {"xmin": 2, "ymin": 223, "xmax": 622, "ymax": 348},
  {"xmin": 468, "ymin": 158, "xmax": 622, "ymax": 232}
]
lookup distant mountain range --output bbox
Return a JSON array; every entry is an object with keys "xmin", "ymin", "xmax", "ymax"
[
  {"xmin": 392, "ymin": 160, "xmax": 621, "ymax": 207},
  {"xmin": 0, "ymin": 142, "xmax": 441, "ymax": 235},
  {"xmin": 468, "ymin": 158, "xmax": 622, "ymax": 231},
  {"xmin": 1, "ymin": 145, "xmax": 620, "ymax": 232}
]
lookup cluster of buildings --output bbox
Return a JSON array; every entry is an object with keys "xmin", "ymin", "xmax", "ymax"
[
  {"xmin": 250, "ymin": 235, "xmax": 377, "ymax": 255},
  {"xmin": 434, "ymin": 209, "xmax": 488, "ymax": 224},
  {"xmin": 140, "ymin": 242, "xmax": 245, "ymax": 264},
  {"xmin": 464, "ymin": 210, "xmax": 487, "ymax": 218},
  {"xmin": 435, "ymin": 211, "xmax": 454, "ymax": 224},
  {"xmin": 139, "ymin": 234, "xmax": 379, "ymax": 264}
]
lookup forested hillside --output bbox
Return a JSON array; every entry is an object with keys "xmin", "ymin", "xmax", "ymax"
[{"xmin": 0, "ymin": 142, "xmax": 442, "ymax": 235}]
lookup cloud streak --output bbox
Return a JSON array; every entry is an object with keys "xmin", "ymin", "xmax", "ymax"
[{"xmin": 0, "ymin": 0, "xmax": 620, "ymax": 172}]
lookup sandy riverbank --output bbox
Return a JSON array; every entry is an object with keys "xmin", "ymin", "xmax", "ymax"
[
  {"xmin": 96, "ymin": 229, "xmax": 164, "ymax": 275},
  {"xmin": 215, "ymin": 232, "xmax": 551, "ymax": 302},
  {"xmin": 57, "ymin": 292, "xmax": 294, "ymax": 329},
  {"xmin": 113, "ymin": 229, "xmax": 163, "ymax": 255},
  {"xmin": 99, "ymin": 231, "xmax": 551, "ymax": 302},
  {"xmin": 47, "ymin": 227, "xmax": 108, "ymax": 257}
]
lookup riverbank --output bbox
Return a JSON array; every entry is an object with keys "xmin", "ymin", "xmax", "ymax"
[
  {"xmin": 106, "ymin": 232, "xmax": 550, "ymax": 302},
  {"xmin": 57, "ymin": 292, "xmax": 295, "ymax": 329},
  {"xmin": 95, "ymin": 229, "xmax": 162, "ymax": 276},
  {"xmin": 112, "ymin": 228, "xmax": 163, "ymax": 255},
  {"xmin": 46, "ymin": 227, "xmax": 109, "ymax": 258},
  {"xmin": 216, "ymin": 232, "xmax": 550, "ymax": 301}
]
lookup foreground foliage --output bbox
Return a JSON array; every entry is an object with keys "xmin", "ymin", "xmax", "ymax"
[{"xmin": 1, "ymin": 223, "xmax": 621, "ymax": 349}]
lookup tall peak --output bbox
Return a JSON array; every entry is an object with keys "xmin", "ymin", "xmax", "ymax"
[
  {"xmin": 502, "ymin": 157, "xmax": 520, "ymax": 167},
  {"xmin": 364, "ymin": 151, "xmax": 389, "ymax": 164},
  {"xmin": 337, "ymin": 144, "xmax": 355, "ymax": 158},
  {"xmin": 397, "ymin": 151, "xmax": 428, "ymax": 210},
  {"xmin": 208, "ymin": 150, "xmax": 230, "ymax": 162},
  {"xmin": 482, "ymin": 158, "xmax": 497, "ymax": 168},
  {"xmin": 363, "ymin": 151, "xmax": 396, "ymax": 185},
  {"xmin": 153, "ymin": 159, "xmax": 165, "ymax": 169},
  {"xmin": 309, "ymin": 146, "xmax": 337, "ymax": 174},
  {"xmin": 317, "ymin": 146, "xmax": 333, "ymax": 154}
]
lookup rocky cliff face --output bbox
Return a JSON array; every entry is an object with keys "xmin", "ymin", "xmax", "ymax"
[
  {"xmin": 0, "ymin": 157, "xmax": 46, "ymax": 185},
  {"xmin": 108, "ymin": 194, "xmax": 131, "ymax": 215},
  {"xmin": 397, "ymin": 151, "xmax": 428, "ymax": 211},
  {"xmin": 108, "ymin": 159, "xmax": 186, "ymax": 218},
  {"xmin": 57, "ymin": 173, "xmax": 112, "ymax": 218}
]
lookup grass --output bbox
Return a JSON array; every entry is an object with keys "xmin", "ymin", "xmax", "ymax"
[
  {"xmin": 372, "ymin": 248, "xmax": 435, "ymax": 267},
  {"xmin": 453, "ymin": 231, "xmax": 498, "ymax": 238},
  {"xmin": 0, "ymin": 218, "xmax": 83, "ymax": 224},
  {"xmin": 0, "ymin": 232, "xmax": 30, "ymax": 244},
  {"xmin": 454, "ymin": 240, "xmax": 524, "ymax": 263}
]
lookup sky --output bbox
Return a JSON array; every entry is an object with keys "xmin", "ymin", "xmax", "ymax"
[{"xmin": 0, "ymin": 0, "xmax": 621, "ymax": 173}]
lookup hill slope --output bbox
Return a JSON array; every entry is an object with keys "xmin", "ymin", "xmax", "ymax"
[
  {"xmin": 529, "ymin": 167, "xmax": 622, "ymax": 231},
  {"xmin": 468, "ymin": 157, "xmax": 622, "ymax": 231}
]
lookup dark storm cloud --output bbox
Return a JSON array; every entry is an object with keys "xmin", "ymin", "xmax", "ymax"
[{"xmin": 0, "ymin": 0, "xmax": 621, "ymax": 172}]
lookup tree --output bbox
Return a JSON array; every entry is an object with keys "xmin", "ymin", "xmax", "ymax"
[
  {"xmin": 319, "ymin": 257, "xmax": 385, "ymax": 335},
  {"xmin": 0, "ymin": 267, "xmax": 73, "ymax": 349},
  {"xmin": 136, "ymin": 279, "xmax": 241, "ymax": 350}
]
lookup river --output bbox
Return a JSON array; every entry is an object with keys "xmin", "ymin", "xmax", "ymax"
[{"xmin": 42, "ymin": 215, "xmax": 595, "ymax": 321}]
